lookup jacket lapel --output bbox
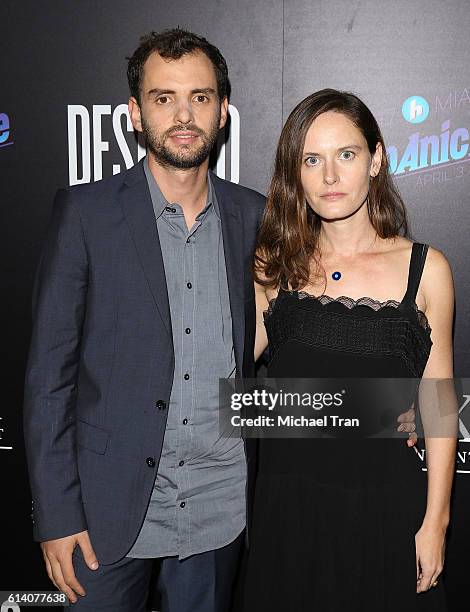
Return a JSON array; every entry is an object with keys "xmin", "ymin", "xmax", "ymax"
[
  {"xmin": 118, "ymin": 160, "xmax": 172, "ymax": 339},
  {"xmin": 210, "ymin": 171, "xmax": 245, "ymax": 375}
]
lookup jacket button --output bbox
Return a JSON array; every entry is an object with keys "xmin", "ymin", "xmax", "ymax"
[
  {"xmin": 146, "ymin": 457, "xmax": 156, "ymax": 467},
  {"xmin": 156, "ymin": 400, "xmax": 166, "ymax": 410}
]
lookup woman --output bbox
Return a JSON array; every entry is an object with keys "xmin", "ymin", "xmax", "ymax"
[{"xmin": 242, "ymin": 89, "xmax": 456, "ymax": 611}]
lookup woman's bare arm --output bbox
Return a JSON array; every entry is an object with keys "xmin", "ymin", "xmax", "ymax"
[
  {"xmin": 420, "ymin": 247, "xmax": 456, "ymax": 525},
  {"xmin": 415, "ymin": 246, "xmax": 456, "ymax": 592}
]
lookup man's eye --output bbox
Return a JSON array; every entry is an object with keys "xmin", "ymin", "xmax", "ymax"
[
  {"xmin": 156, "ymin": 96, "xmax": 170, "ymax": 104},
  {"xmin": 194, "ymin": 95, "xmax": 208, "ymax": 103},
  {"xmin": 340, "ymin": 150, "xmax": 355, "ymax": 160}
]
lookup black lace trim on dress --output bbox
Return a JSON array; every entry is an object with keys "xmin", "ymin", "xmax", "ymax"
[
  {"xmin": 263, "ymin": 290, "xmax": 432, "ymax": 378},
  {"xmin": 264, "ymin": 290, "xmax": 431, "ymax": 334}
]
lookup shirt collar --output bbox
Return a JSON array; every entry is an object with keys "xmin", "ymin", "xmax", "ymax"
[{"xmin": 143, "ymin": 155, "xmax": 220, "ymax": 220}]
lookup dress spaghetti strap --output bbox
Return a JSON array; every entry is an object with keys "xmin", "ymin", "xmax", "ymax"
[{"xmin": 401, "ymin": 242, "xmax": 429, "ymax": 308}]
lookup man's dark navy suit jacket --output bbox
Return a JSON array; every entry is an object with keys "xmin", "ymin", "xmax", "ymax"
[{"xmin": 23, "ymin": 159, "xmax": 266, "ymax": 564}]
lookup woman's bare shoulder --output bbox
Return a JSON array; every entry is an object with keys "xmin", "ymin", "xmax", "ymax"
[
  {"xmin": 422, "ymin": 245, "xmax": 453, "ymax": 284},
  {"xmin": 421, "ymin": 244, "xmax": 454, "ymax": 310}
]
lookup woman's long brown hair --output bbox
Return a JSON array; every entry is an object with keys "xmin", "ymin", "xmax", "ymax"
[{"xmin": 254, "ymin": 89, "xmax": 409, "ymax": 291}]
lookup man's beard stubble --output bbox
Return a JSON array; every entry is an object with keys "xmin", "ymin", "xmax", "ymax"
[{"xmin": 141, "ymin": 110, "xmax": 221, "ymax": 170}]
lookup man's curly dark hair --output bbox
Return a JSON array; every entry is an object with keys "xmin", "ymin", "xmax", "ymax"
[{"xmin": 127, "ymin": 28, "xmax": 229, "ymax": 104}]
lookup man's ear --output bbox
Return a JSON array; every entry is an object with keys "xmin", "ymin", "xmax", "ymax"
[
  {"xmin": 219, "ymin": 96, "xmax": 229, "ymax": 130},
  {"xmin": 128, "ymin": 97, "xmax": 143, "ymax": 133},
  {"xmin": 370, "ymin": 142, "xmax": 383, "ymax": 178}
]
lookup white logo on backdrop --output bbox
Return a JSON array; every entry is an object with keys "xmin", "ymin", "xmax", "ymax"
[
  {"xmin": 0, "ymin": 416, "xmax": 13, "ymax": 451},
  {"xmin": 417, "ymin": 393, "xmax": 470, "ymax": 475},
  {"xmin": 67, "ymin": 104, "xmax": 240, "ymax": 186}
]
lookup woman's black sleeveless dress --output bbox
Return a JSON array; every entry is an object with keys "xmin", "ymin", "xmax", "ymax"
[{"xmin": 241, "ymin": 242, "xmax": 447, "ymax": 611}]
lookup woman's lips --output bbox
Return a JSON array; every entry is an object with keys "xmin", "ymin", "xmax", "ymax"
[{"xmin": 320, "ymin": 192, "xmax": 346, "ymax": 200}]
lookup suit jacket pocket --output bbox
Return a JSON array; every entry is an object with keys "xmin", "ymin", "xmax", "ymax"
[{"xmin": 76, "ymin": 419, "xmax": 110, "ymax": 455}]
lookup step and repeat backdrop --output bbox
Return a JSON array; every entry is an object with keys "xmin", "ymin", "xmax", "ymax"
[{"xmin": 2, "ymin": 1, "xmax": 469, "ymax": 610}]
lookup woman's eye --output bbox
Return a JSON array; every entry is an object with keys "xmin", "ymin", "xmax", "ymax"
[
  {"xmin": 305, "ymin": 156, "xmax": 319, "ymax": 166},
  {"xmin": 340, "ymin": 150, "xmax": 355, "ymax": 160}
]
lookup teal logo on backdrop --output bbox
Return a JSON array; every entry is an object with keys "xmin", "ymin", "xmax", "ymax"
[
  {"xmin": 0, "ymin": 112, "xmax": 13, "ymax": 148},
  {"xmin": 401, "ymin": 96, "xmax": 429, "ymax": 124},
  {"xmin": 387, "ymin": 91, "xmax": 470, "ymax": 177}
]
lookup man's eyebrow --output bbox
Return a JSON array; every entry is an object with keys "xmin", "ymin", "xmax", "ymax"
[
  {"xmin": 303, "ymin": 144, "xmax": 363, "ymax": 155},
  {"xmin": 191, "ymin": 87, "xmax": 217, "ymax": 95},
  {"xmin": 147, "ymin": 88, "xmax": 175, "ymax": 96},
  {"xmin": 147, "ymin": 87, "xmax": 217, "ymax": 96}
]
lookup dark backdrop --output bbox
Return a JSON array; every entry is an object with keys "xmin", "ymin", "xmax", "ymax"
[{"xmin": 2, "ymin": 1, "xmax": 469, "ymax": 610}]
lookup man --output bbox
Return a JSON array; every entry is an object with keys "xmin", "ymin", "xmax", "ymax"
[
  {"xmin": 23, "ymin": 28, "xmax": 263, "ymax": 611},
  {"xmin": 23, "ymin": 28, "xmax": 417, "ymax": 612}
]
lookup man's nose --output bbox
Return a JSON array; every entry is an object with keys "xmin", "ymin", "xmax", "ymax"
[{"xmin": 174, "ymin": 101, "xmax": 193, "ymax": 125}]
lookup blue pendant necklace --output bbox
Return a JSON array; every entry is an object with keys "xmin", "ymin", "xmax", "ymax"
[{"xmin": 328, "ymin": 237, "xmax": 377, "ymax": 282}]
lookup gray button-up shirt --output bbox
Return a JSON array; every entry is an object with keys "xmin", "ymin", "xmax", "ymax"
[{"xmin": 126, "ymin": 158, "xmax": 246, "ymax": 559}]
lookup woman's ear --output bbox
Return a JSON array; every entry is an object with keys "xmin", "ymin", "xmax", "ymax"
[{"xmin": 370, "ymin": 142, "xmax": 383, "ymax": 178}]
